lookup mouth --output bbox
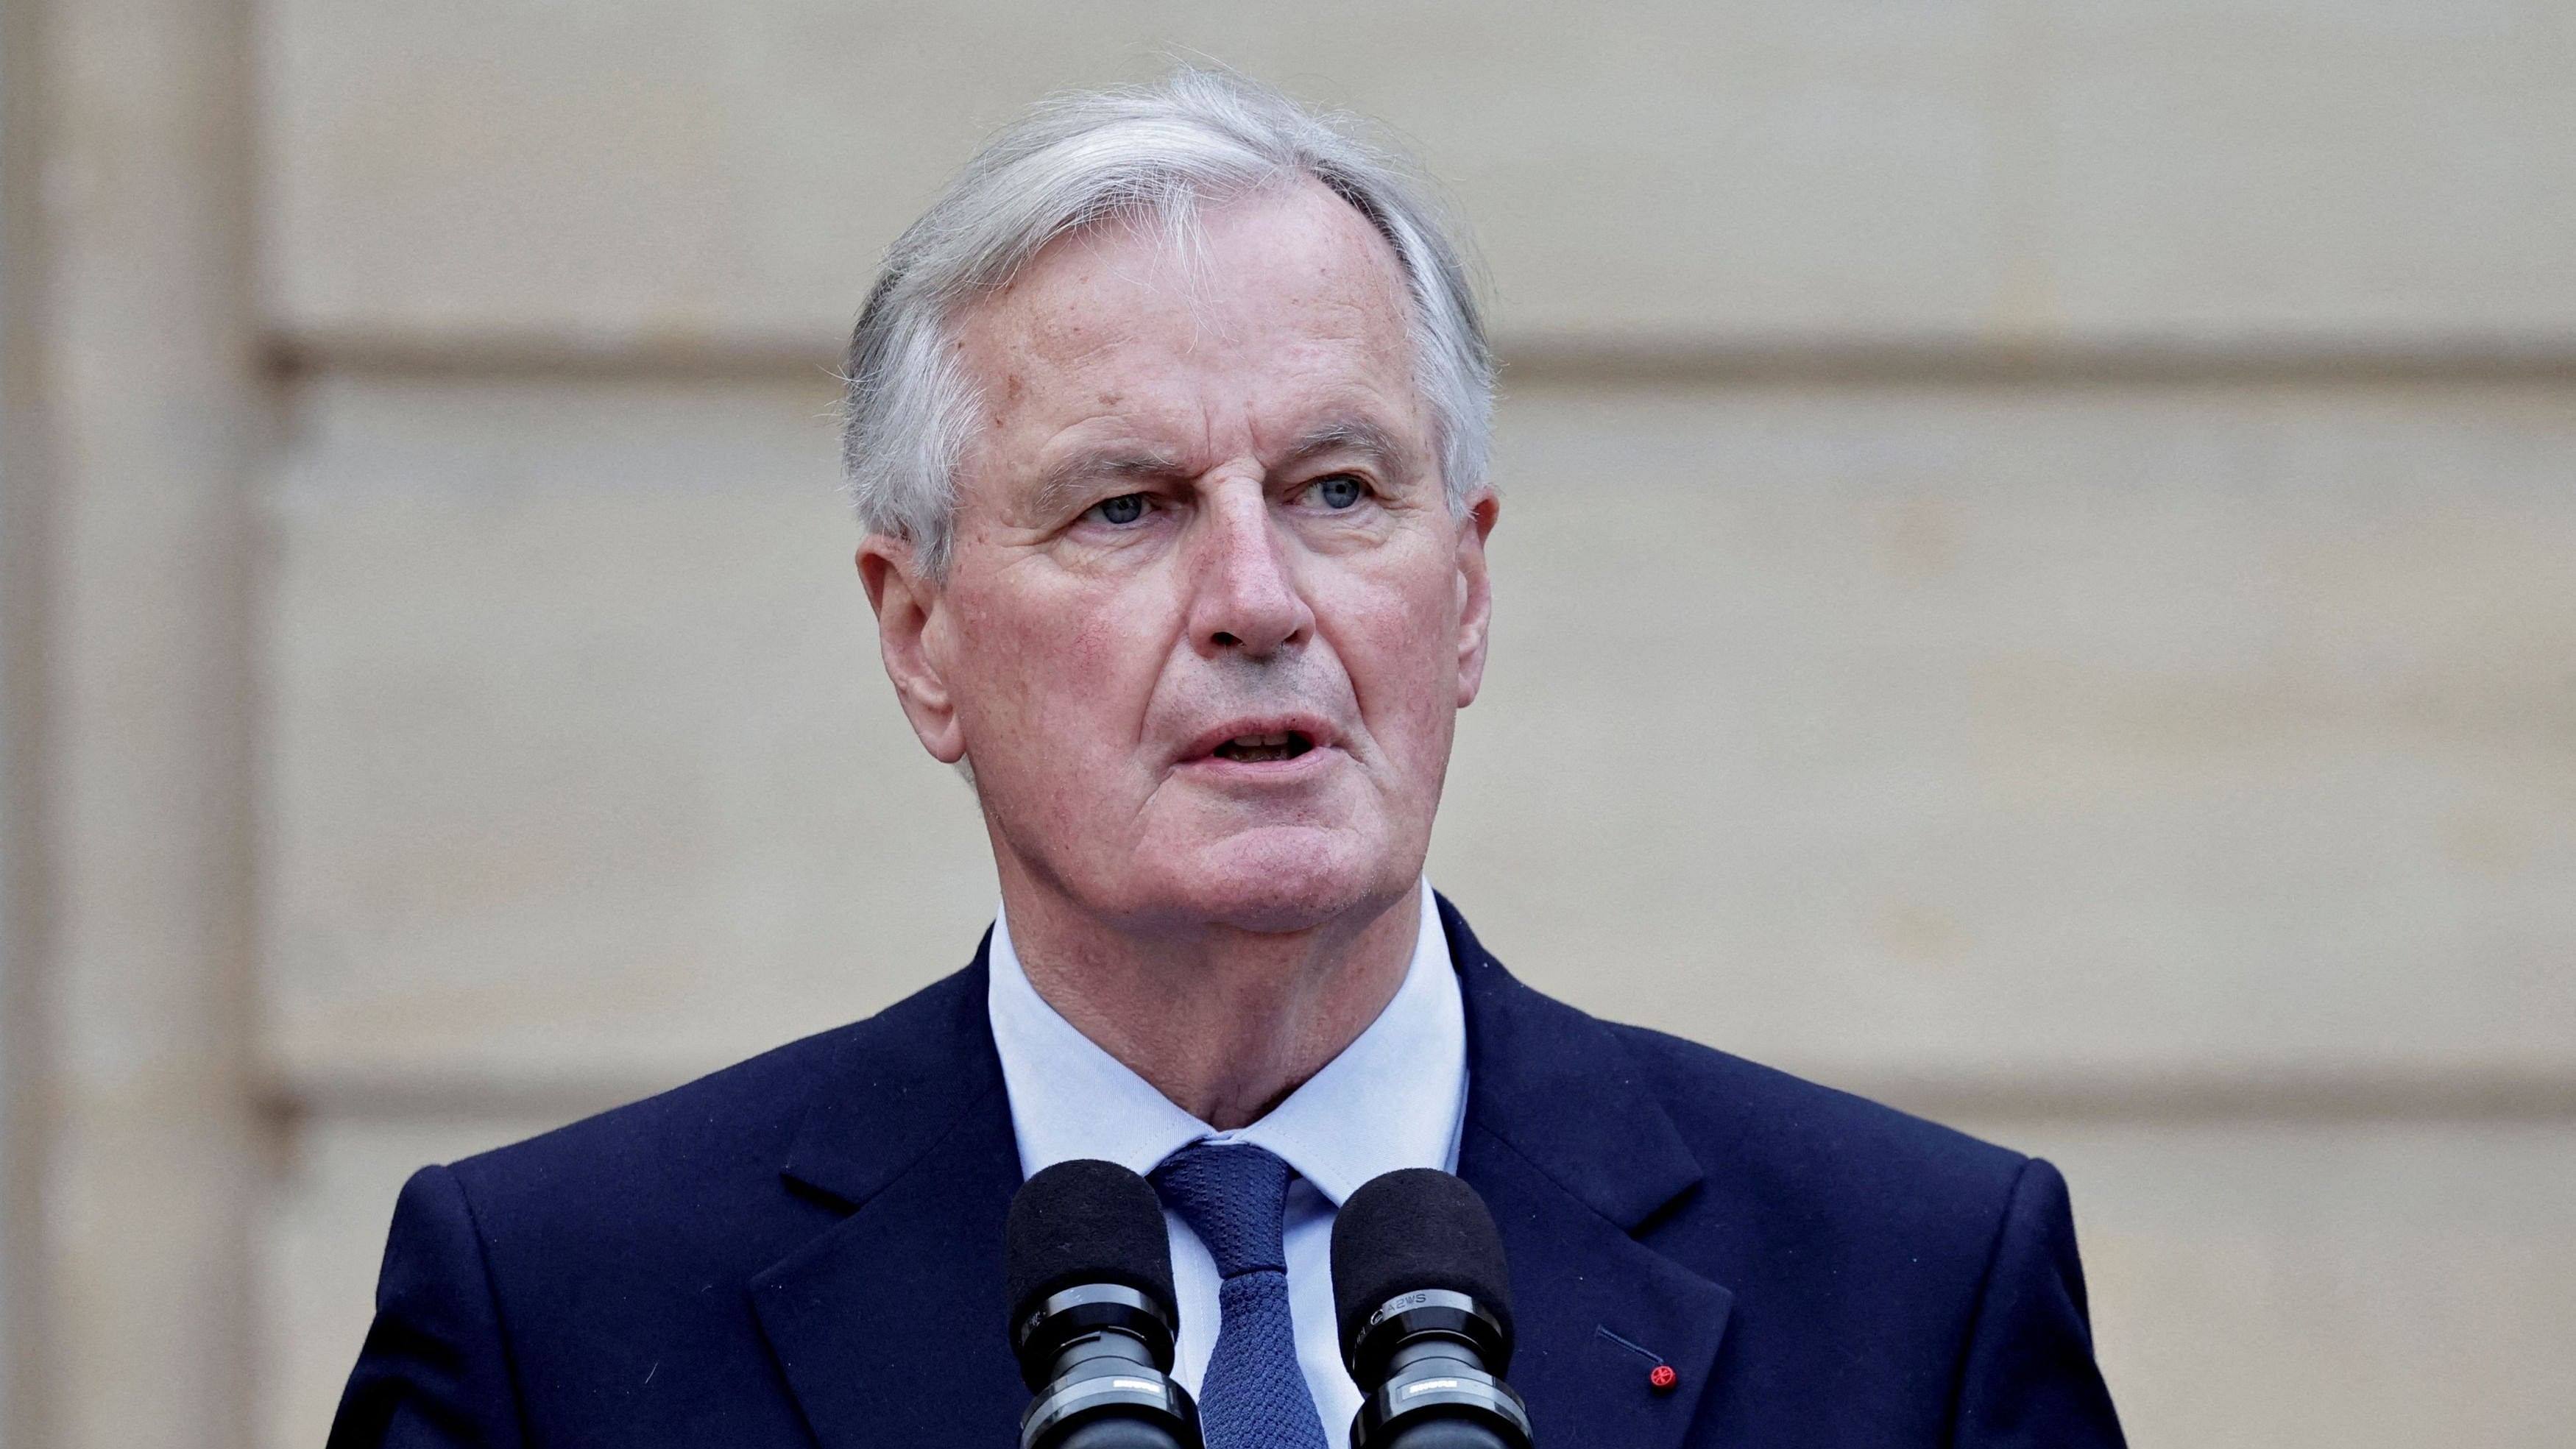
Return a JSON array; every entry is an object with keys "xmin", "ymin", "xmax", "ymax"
[
  {"xmin": 1209, "ymin": 729, "xmax": 1316, "ymax": 764},
  {"xmin": 1181, "ymin": 715, "xmax": 1339, "ymax": 770}
]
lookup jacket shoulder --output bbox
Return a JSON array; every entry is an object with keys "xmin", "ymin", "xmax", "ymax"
[
  {"xmin": 342, "ymin": 962, "xmax": 1002, "ymax": 1447},
  {"xmin": 1438, "ymin": 895, "xmax": 2031, "ymax": 1239},
  {"xmin": 1606, "ymin": 1016, "xmax": 2031, "ymax": 1247},
  {"xmin": 443, "ymin": 960, "xmax": 989, "ymax": 1240}
]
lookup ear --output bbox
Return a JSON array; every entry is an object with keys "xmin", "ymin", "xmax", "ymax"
[
  {"xmin": 1451, "ymin": 486, "xmax": 1501, "ymax": 708},
  {"xmin": 857, "ymin": 534, "xmax": 968, "ymax": 764}
]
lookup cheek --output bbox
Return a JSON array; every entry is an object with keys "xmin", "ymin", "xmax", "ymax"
[
  {"xmin": 958, "ymin": 580, "xmax": 1164, "ymax": 768},
  {"xmin": 1337, "ymin": 555, "xmax": 1465, "ymax": 754}
]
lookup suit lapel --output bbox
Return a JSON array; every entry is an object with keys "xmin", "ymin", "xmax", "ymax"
[
  {"xmin": 745, "ymin": 910, "xmax": 1736, "ymax": 1449},
  {"xmin": 748, "ymin": 943, "xmax": 1030, "ymax": 1449},
  {"xmin": 1445, "ymin": 899, "xmax": 1736, "ymax": 1449}
]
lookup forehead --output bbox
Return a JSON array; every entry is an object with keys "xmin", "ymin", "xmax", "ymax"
[{"xmin": 949, "ymin": 180, "xmax": 1425, "ymax": 473}]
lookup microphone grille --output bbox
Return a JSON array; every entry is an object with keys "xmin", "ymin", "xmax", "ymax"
[
  {"xmin": 1005, "ymin": 1158, "xmax": 1178, "ymax": 1331},
  {"xmin": 1330, "ymin": 1168, "xmax": 1514, "ymax": 1366}
]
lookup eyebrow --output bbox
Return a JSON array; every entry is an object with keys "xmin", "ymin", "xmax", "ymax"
[
  {"xmin": 1030, "ymin": 446, "xmax": 1191, "ymax": 520},
  {"xmin": 1278, "ymin": 417, "xmax": 1417, "ymax": 478}
]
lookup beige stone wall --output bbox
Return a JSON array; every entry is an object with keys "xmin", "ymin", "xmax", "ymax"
[
  {"xmin": 7, "ymin": 2, "xmax": 2573, "ymax": 1446},
  {"xmin": 10, "ymin": 0, "xmax": 263, "ymax": 1445}
]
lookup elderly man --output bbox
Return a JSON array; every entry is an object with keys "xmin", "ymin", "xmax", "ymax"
[{"xmin": 332, "ymin": 71, "xmax": 2123, "ymax": 1449}]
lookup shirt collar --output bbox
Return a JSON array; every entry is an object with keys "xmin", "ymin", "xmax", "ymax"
[{"xmin": 987, "ymin": 884, "xmax": 1467, "ymax": 1205}]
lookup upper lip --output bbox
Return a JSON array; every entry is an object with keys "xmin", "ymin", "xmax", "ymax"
[{"xmin": 1178, "ymin": 714, "xmax": 1340, "ymax": 762}]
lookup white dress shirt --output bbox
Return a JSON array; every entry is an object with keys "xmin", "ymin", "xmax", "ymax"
[{"xmin": 986, "ymin": 884, "xmax": 1469, "ymax": 1436}]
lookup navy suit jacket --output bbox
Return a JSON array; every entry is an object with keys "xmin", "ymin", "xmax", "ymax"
[{"xmin": 330, "ymin": 900, "xmax": 2123, "ymax": 1448}]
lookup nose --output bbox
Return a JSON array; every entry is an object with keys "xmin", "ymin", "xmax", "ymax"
[{"xmin": 1185, "ymin": 478, "xmax": 1314, "ymax": 659}]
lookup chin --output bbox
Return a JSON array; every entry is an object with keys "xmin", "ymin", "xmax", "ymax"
[{"xmin": 1153, "ymin": 826, "xmax": 1410, "ymax": 935}]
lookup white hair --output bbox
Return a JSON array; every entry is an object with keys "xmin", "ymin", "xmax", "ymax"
[{"xmin": 840, "ymin": 67, "xmax": 1496, "ymax": 575}]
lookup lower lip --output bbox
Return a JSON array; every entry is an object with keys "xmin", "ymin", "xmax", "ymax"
[{"xmin": 1177, "ymin": 744, "xmax": 1342, "ymax": 783}]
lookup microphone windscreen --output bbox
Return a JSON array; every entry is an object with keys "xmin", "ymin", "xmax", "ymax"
[
  {"xmin": 1331, "ymin": 1168, "xmax": 1515, "ymax": 1364},
  {"xmin": 1006, "ymin": 1158, "xmax": 1178, "ymax": 1329}
]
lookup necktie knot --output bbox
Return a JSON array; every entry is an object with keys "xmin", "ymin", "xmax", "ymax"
[{"xmin": 1152, "ymin": 1141, "xmax": 1294, "ymax": 1279}]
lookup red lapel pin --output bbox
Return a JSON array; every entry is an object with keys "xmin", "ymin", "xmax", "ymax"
[{"xmin": 1597, "ymin": 1325, "xmax": 1681, "ymax": 1394}]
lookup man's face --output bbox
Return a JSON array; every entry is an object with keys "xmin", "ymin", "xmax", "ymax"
[{"xmin": 863, "ymin": 181, "xmax": 1497, "ymax": 937}]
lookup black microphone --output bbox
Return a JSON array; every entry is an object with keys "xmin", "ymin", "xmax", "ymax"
[
  {"xmin": 1331, "ymin": 1169, "xmax": 1535, "ymax": 1449},
  {"xmin": 1007, "ymin": 1159, "xmax": 1204, "ymax": 1449}
]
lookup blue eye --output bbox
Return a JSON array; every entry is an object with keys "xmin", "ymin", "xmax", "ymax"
[
  {"xmin": 1312, "ymin": 475, "xmax": 1365, "ymax": 510},
  {"xmin": 1091, "ymin": 494, "xmax": 1147, "ymax": 525}
]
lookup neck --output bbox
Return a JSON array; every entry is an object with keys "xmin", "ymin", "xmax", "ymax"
[{"xmin": 998, "ymin": 875, "xmax": 1423, "ymax": 1131}]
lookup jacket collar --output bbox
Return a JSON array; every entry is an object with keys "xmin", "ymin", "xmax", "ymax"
[
  {"xmin": 1444, "ymin": 895, "xmax": 1736, "ymax": 1448},
  {"xmin": 752, "ymin": 907, "xmax": 1735, "ymax": 1449},
  {"xmin": 751, "ymin": 933, "xmax": 1030, "ymax": 1449},
  {"xmin": 1441, "ymin": 896, "xmax": 1705, "ymax": 1227},
  {"xmin": 773, "ymin": 927, "xmax": 1006, "ymax": 1211}
]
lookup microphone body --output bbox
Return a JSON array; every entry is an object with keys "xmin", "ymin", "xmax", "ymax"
[
  {"xmin": 1332, "ymin": 1170, "xmax": 1535, "ymax": 1449},
  {"xmin": 1008, "ymin": 1161, "xmax": 1205, "ymax": 1449}
]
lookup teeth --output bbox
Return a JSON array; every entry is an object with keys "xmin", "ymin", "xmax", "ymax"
[{"xmin": 1211, "ymin": 729, "xmax": 1310, "ymax": 762}]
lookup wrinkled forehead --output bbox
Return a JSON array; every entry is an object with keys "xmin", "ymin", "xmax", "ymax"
[{"xmin": 946, "ymin": 181, "xmax": 1431, "ymax": 479}]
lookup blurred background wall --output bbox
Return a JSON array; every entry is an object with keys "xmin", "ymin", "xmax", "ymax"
[{"xmin": 4, "ymin": 1, "xmax": 2573, "ymax": 1445}]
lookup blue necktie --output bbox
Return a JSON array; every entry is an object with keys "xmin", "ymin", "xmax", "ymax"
[{"xmin": 1153, "ymin": 1141, "xmax": 1333, "ymax": 1449}]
